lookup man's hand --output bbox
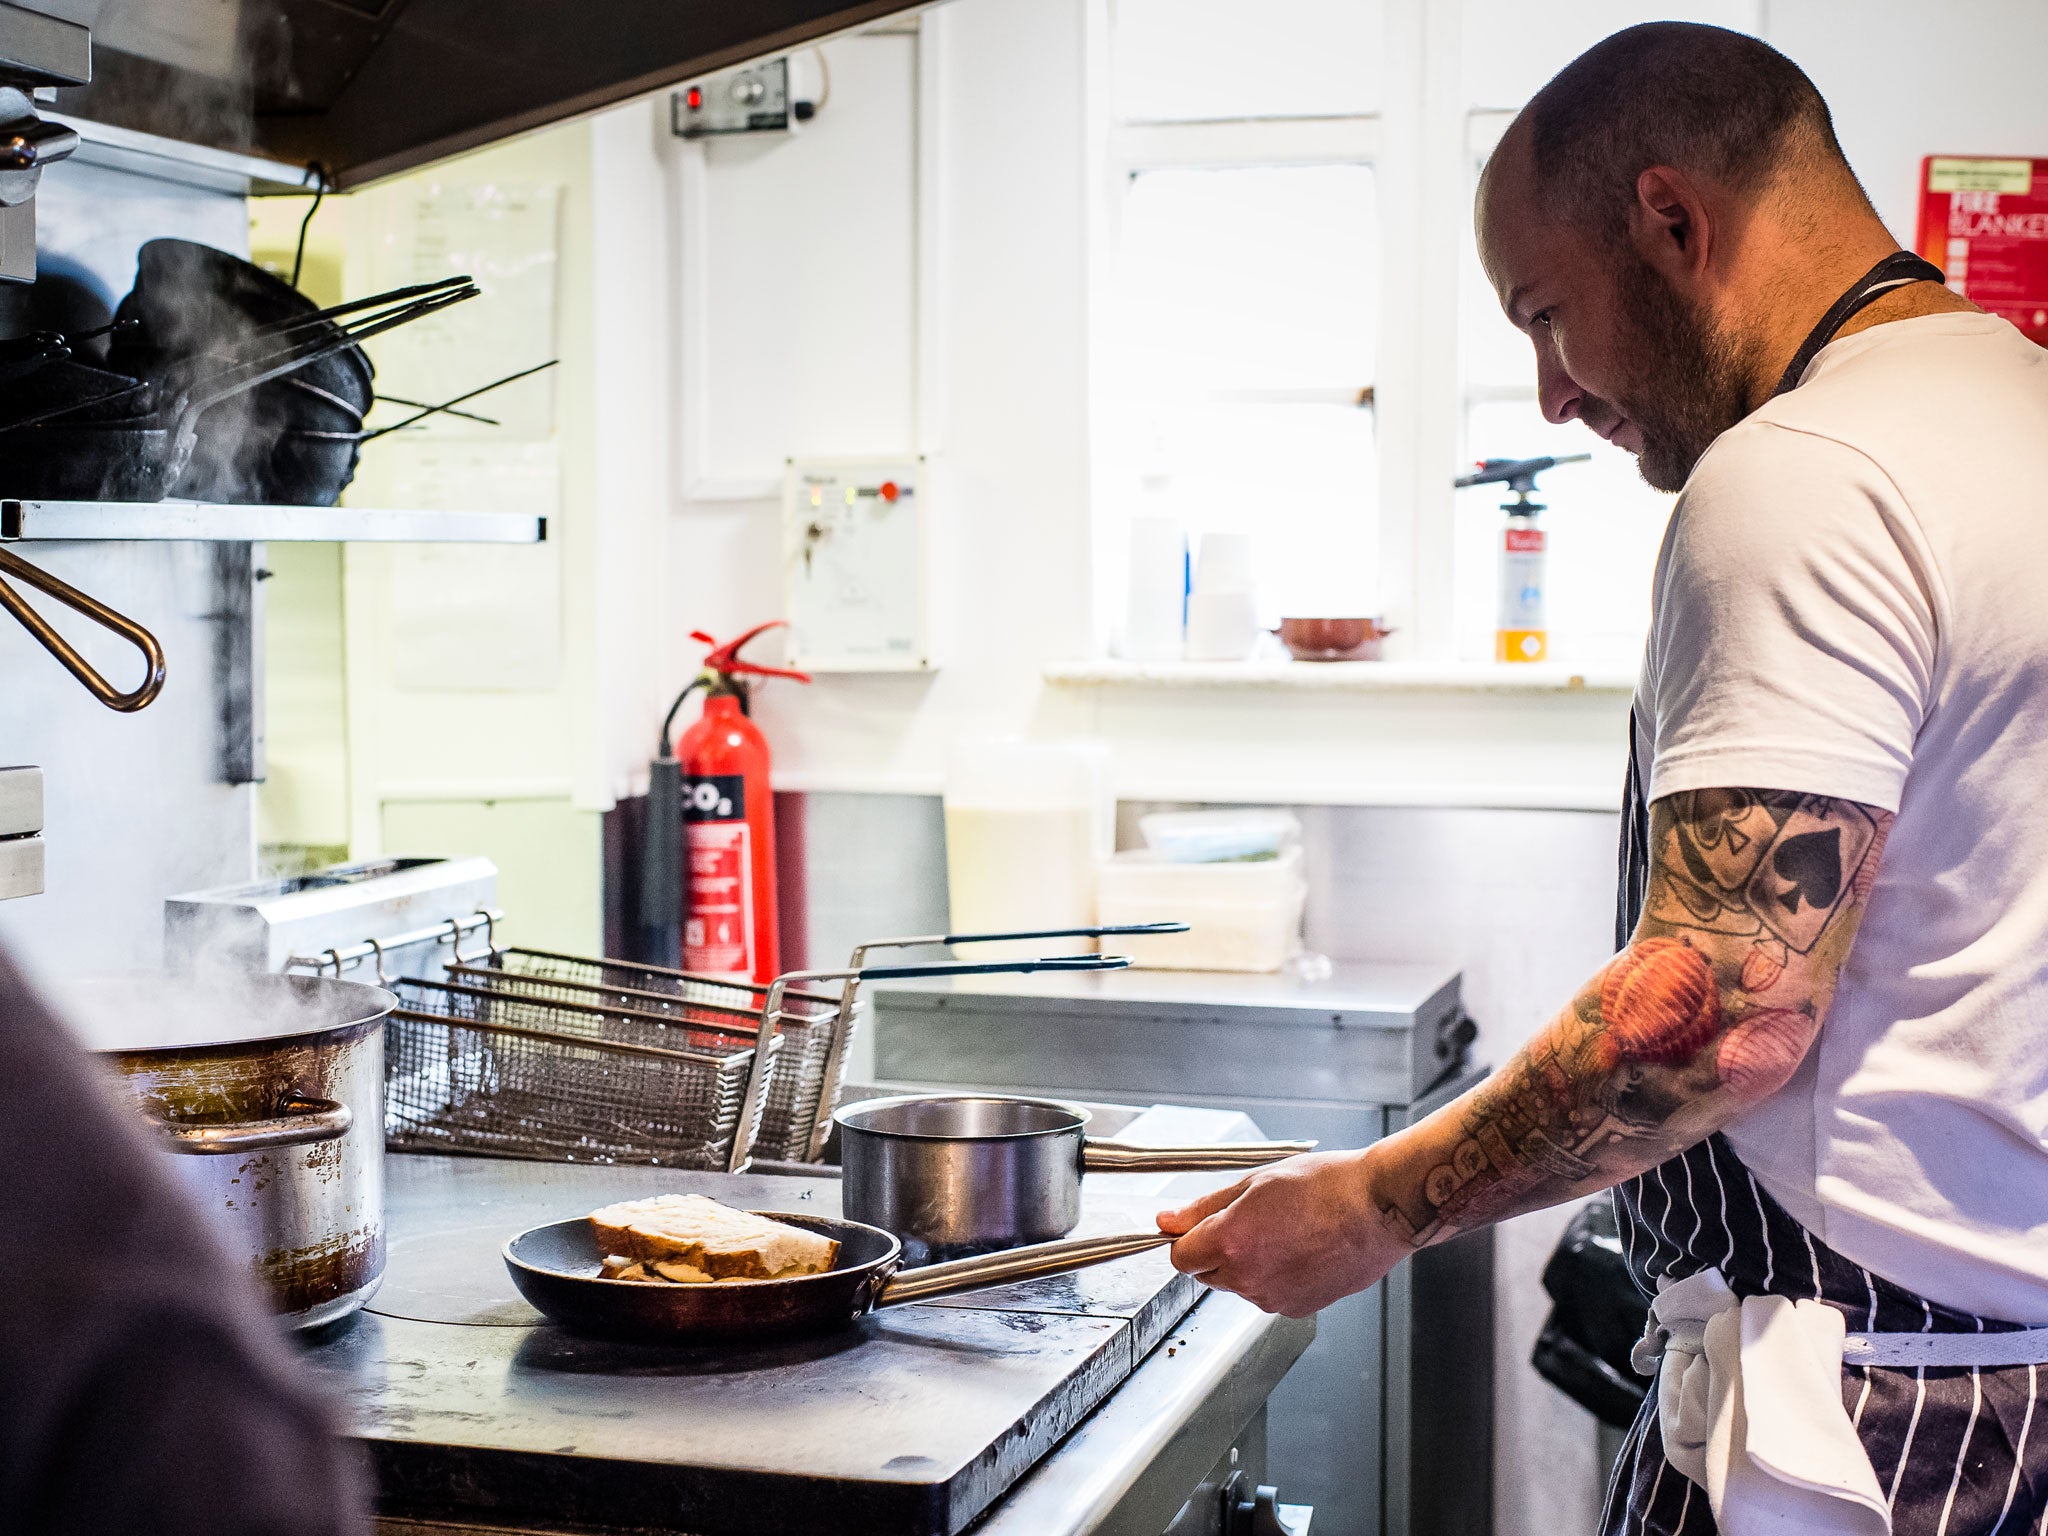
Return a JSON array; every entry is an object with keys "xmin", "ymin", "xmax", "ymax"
[{"xmin": 1157, "ymin": 1149, "xmax": 1406, "ymax": 1318}]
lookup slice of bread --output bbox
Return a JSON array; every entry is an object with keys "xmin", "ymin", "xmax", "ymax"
[{"xmin": 587, "ymin": 1194, "xmax": 840, "ymax": 1280}]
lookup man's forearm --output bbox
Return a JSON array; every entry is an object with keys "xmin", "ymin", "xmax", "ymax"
[
  {"xmin": 1159, "ymin": 788, "xmax": 1891, "ymax": 1318},
  {"xmin": 1363, "ymin": 788, "xmax": 1890, "ymax": 1253}
]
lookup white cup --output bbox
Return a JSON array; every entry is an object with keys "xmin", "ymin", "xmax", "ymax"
[
  {"xmin": 1185, "ymin": 589, "xmax": 1259, "ymax": 661},
  {"xmin": 1194, "ymin": 532, "xmax": 1254, "ymax": 595}
]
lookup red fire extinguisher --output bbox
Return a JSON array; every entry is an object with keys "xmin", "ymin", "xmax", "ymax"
[{"xmin": 644, "ymin": 623, "xmax": 810, "ymax": 983}]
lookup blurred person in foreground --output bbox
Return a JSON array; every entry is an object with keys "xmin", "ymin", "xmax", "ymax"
[
  {"xmin": 1161, "ymin": 23, "xmax": 2048, "ymax": 1536},
  {"xmin": 0, "ymin": 946, "xmax": 368, "ymax": 1534}
]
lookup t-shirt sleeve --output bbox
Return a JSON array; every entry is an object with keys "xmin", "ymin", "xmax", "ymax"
[{"xmin": 1644, "ymin": 421, "xmax": 1939, "ymax": 813}]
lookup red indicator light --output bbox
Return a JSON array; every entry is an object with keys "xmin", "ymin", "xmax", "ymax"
[
  {"xmin": 879, "ymin": 480, "xmax": 899, "ymax": 503},
  {"xmin": 685, "ymin": 86, "xmax": 704, "ymax": 110}
]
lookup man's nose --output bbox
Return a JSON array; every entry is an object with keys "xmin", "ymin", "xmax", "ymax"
[{"xmin": 1535, "ymin": 345, "xmax": 1584, "ymax": 426}]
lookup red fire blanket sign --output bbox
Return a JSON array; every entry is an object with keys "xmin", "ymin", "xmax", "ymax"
[
  {"xmin": 683, "ymin": 820, "xmax": 754, "ymax": 976},
  {"xmin": 1916, "ymin": 156, "xmax": 2048, "ymax": 348}
]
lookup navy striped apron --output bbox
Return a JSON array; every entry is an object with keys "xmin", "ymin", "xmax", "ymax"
[{"xmin": 1604, "ymin": 253, "xmax": 2048, "ymax": 1536}]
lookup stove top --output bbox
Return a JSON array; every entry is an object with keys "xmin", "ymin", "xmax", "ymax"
[{"xmin": 301, "ymin": 1148, "xmax": 1224, "ymax": 1536}]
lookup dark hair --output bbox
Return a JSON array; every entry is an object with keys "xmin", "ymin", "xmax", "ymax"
[{"xmin": 1527, "ymin": 23, "xmax": 1855, "ymax": 242}]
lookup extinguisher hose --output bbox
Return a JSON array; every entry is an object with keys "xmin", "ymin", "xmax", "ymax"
[
  {"xmin": 642, "ymin": 677, "xmax": 706, "ymax": 931},
  {"xmin": 658, "ymin": 676, "xmax": 707, "ymax": 759}
]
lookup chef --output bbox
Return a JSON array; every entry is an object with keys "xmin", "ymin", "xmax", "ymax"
[{"xmin": 1160, "ymin": 22, "xmax": 2048, "ymax": 1536}]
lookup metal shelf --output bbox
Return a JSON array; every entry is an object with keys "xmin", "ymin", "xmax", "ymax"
[{"xmin": 0, "ymin": 501, "xmax": 546, "ymax": 545}]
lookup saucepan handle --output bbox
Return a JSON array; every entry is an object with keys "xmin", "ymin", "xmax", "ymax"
[
  {"xmin": 1082, "ymin": 1138, "xmax": 1317, "ymax": 1171},
  {"xmin": 156, "ymin": 1094, "xmax": 353, "ymax": 1155},
  {"xmin": 875, "ymin": 1231, "xmax": 1173, "ymax": 1307}
]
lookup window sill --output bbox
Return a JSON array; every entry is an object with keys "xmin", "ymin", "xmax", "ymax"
[{"xmin": 1042, "ymin": 659, "xmax": 1636, "ymax": 693}]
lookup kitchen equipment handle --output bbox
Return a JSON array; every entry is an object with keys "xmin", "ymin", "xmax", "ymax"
[
  {"xmin": 851, "ymin": 956, "xmax": 1132, "ymax": 981},
  {"xmin": 770, "ymin": 956, "xmax": 1131, "ymax": 990},
  {"xmin": 946, "ymin": 922, "xmax": 1189, "ymax": 946},
  {"xmin": 767, "ymin": 953, "xmax": 1133, "ymax": 1166},
  {"xmin": 0, "ymin": 547, "xmax": 167, "ymax": 712},
  {"xmin": 1082, "ymin": 1138, "xmax": 1317, "ymax": 1171},
  {"xmin": 875, "ymin": 1230, "xmax": 1173, "ymax": 1307},
  {"xmin": 852, "ymin": 923, "xmax": 1189, "ymax": 957},
  {"xmin": 157, "ymin": 1094, "xmax": 353, "ymax": 1155}
]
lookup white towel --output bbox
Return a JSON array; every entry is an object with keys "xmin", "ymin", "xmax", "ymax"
[{"xmin": 1634, "ymin": 1268, "xmax": 1892, "ymax": 1536}]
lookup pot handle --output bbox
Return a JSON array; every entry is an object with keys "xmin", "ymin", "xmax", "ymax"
[
  {"xmin": 0, "ymin": 548, "xmax": 168, "ymax": 713},
  {"xmin": 875, "ymin": 1231, "xmax": 1173, "ymax": 1308},
  {"xmin": 157, "ymin": 1094, "xmax": 354, "ymax": 1155},
  {"xmin": 1082, "ymin": 1138, "xmax": 1316, "ymax": 1172}
]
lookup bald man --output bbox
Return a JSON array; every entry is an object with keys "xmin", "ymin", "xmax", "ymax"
[{"xmin": 1160, "ymin": 23, "xmax": 2048, "ymax": 1536}]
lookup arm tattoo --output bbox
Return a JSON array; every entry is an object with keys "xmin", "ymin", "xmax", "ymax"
[{"xmin": 1375, "ymin": 789, "xmax": 1890, "ymax": 1248}]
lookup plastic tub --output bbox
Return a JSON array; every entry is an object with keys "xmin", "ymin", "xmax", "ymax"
[{"xmin": 1095, "ymin": 846, "xmax": 1305, "ymax": 972}]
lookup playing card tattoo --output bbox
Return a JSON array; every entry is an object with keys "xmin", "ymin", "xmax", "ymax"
[{"xmin": 1374, "ymin": 788, "xmax": 1891, "ymax": 1249}]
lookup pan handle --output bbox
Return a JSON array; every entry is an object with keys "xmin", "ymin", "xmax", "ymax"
[
  {"xmin": 1082, "ymin": 1138, "xmax": 1316, "ymax": 1171},
  {"xmin": 874, "ymin": 1231, "xmax": 1173, "ymax": 1308},
  {"xmin": 0, "ymin": 548, "xmax": 167, "ymax": 712},
  {"xmin": 156, "ymin": 1094, "xmax": 354, "ymax": 1155}
]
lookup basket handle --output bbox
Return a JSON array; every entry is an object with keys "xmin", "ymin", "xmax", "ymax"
[{"xmin": 0, "ymin": 547, "xmax": 167, "ymax": 712}]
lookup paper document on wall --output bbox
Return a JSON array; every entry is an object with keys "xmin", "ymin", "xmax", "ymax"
[
  {"xmin": 384, "ymin": 441, "xmax": 562, "ymax": 692},
  {"xmin": 366, "ymin": 182, "xmax": 560, "ymax": 440}
]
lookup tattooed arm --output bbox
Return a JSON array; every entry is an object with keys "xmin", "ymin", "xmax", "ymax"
[{"xmin": 1159, "ymin": 788, "xmax": 1892, "ymax": 1317}]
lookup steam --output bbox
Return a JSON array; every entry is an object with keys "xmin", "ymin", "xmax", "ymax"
[{"xmin": 50, "ymin": 927, "xmax": 390, "ymax": 1055}]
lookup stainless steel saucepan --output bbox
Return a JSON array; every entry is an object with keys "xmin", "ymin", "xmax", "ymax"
[{"xmin": 835, "ymin": 1093, "xmax": 1315, "ymax": 1259}]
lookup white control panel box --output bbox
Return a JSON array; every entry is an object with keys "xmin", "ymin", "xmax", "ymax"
[{"xmin": 782, "ymin": 456, "xmax": 934, "ymax": 672}]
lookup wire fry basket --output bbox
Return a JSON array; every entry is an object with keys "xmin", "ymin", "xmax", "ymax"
[
  {"xmin": 442, "ymin": 948, "xmax": 848, "ymax": 1163},
  {"xmin": 384, "ymin": 975, "xmax": 782, "ymax": 1170}
]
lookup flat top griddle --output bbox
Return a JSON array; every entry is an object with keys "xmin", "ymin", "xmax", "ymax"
[{"xmin": 299, "ymin": 1144, "xmax": 1228, "ymax": 1536}]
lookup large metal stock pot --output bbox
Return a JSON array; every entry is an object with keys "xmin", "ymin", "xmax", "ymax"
[{"xmin": 69, "ymin": 973, "xmax": 396, "ymax": 1328}]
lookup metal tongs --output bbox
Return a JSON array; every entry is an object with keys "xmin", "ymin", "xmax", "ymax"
[{"xmin": 0, "ymin": 546, "xmax": 166, "ymax": 711}]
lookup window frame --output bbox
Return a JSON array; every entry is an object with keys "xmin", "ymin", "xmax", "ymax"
[{"xmin": 1090, "ymin": 91, "xmax": 1385, "ymax": 649}]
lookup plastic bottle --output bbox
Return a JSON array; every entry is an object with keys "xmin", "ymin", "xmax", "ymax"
[{"xmin": 1496, "ymin": 505, "xmax": 1547, "ymax": 663}]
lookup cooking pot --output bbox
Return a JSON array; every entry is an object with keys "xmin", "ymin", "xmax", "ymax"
[
  {"xmin": 835, "ymin": 1093, "xmax": 1315, "ymax": 1260},
  {"xmin": 66, "ymin": 973, "xmax": 396, "ymax": 1329}
]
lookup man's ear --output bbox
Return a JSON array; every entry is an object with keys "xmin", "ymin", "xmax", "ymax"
[{"xmin": 1630, "ymin": 165, "xmax": 1713, "ymax": 286}]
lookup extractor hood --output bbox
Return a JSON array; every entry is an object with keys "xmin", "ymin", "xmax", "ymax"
[{"xmin": 31, "ymin": 0, "xmax": 929, "ymax": 189}]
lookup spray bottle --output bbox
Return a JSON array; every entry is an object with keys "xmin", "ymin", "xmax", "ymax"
[{"xmin": 1453, "ymin": 453, "xmax": 1589, "ymax": 663}]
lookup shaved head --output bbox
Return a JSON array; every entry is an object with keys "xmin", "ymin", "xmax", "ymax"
[
  {"xmin": 1525, "ymin": 22, "xmax": 1867, "ymax": 247},
  {"xmin": 1472, "ymin": 23, "xmax": 1920, "ymax": 492}
]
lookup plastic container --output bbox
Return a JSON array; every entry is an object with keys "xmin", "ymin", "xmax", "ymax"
[
  {"xmin": 1095, "ymin": 846, "xmax": 1306, "ymax": 972},
  {"xmin": 943, "ymin": 739, "xmax": 1113, "ymax": 958},
  {"xmin": 1139, "ymin": 808, "xmax": 1300, "ymax": 864}
]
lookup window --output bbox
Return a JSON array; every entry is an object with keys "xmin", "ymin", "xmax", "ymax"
[
  {"xmin": 1093, "ymin": 1, "xmax": 1383, "ymax": 638},
  {"xmin": 1452, "ymin": 114, "xmax": 1676, "ymax": 667}
]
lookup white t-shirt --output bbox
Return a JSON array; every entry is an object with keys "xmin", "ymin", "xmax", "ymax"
[{"xmin": 1636, "ymin": 311, "xmax": 2048, "ymax": 1323}]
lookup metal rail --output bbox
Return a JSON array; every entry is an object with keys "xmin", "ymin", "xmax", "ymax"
[{"xmin": 285, "ymin": 908, "xmax": 503, "ymax": 979}]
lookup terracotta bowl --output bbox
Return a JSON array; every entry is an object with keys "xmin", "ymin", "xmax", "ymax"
[{"xmin": 1276, "ymin": 617, "xmax": 1394, "ymax": 662}]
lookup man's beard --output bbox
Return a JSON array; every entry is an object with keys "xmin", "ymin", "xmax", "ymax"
[{"xmin": 1601, "ymin": 252, "xmax": 1753, "ymax": 493}]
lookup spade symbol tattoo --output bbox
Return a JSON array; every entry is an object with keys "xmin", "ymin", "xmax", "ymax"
[{"xmin": 1771, "ymin": 828, "xmax": 1842, "ymax": 914}]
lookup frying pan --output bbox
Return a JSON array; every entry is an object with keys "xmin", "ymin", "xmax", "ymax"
[
  {"xmin": 503, "ymin": 1211, "xmax": 1171, "ymax": 1342},
  {"xmin": 837, "ymin": 1094, "xmax": 1315, "ymax": 1259}
]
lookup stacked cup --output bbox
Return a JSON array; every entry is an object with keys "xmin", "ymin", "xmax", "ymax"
[{"xmin": 1185, "ymin": 533, "xmax": 1259, "ymax": 661}]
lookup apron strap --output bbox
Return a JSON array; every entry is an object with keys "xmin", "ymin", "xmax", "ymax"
[
  {"xmin": 1770, "ymin": 250, "xmax": 1947, "ymax": 398},
  {"xmin": 1615, "ymin": 706, "xmax": 1650, "ymax": 949},
  {"xmin": 1617, "ymin": 251, "xmax": 1946, "ymax": 951}
]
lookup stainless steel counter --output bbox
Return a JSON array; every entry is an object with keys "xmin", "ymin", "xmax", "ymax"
[{"xmin": 304, "ymin": 1148, "xmax": 1312, "ymax": 1536}]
